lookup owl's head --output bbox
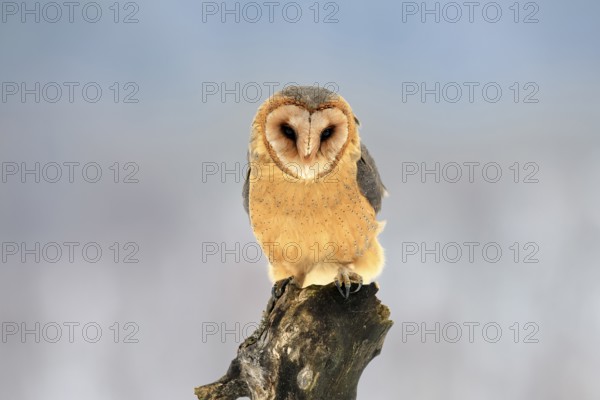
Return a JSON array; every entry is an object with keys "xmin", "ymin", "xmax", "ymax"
[{"xmin": 251, "ymin": 86, "xmax": 360, "ymax": 180}]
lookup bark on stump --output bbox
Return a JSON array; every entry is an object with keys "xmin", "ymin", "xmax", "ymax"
[{"xmin": 195, "ymin": 279, "xmax": 393, "ymax": 400}]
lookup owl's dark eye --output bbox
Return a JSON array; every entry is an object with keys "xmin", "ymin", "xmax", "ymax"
[
  {"xmin": 280, "ymin": 124, "xmax": 296, "ymax": 141},
  {"xmin": 320, "ymin": 126, "xmax": 334, "ymax": 141}
]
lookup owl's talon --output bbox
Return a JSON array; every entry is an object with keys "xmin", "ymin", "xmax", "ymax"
[
  {"xmin": 335, "ymin": 279, "xmax": 350, "ymax": 299},
  {"xmin": 271, "ymin": 276, "xmax": 293, "ymax": 299},
  {"xmin": 334, "ymin": 267, "xmax": 363, "ymax": 299}
]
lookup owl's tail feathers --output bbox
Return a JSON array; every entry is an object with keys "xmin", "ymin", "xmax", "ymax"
[{"xmin": 377, "ymin": 220, "xmax": 387, "ymax": 234}]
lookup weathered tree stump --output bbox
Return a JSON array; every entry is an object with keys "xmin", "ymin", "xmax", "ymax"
[{"xmin": 195, "ymin": 279, "xmax": 393, "ymax": 400}]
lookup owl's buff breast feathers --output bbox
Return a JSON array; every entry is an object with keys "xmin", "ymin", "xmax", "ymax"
[{"xmin": 248, "ymin": 146, "xmax": 380, "ymax": 268}]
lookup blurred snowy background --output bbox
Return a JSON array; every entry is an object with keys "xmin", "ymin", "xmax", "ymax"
[{"xmin": 1, "ymin": 0, "xmax": 599, "ymax": 399}]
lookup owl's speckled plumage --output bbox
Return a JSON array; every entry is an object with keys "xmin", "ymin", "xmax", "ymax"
[{"xmin": 243, "ymin": 86, "xmax": 386, "ymax": 292}]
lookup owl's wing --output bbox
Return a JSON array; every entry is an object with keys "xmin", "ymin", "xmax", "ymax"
[
  {"xmin": 242, "ymin": 152, "xmax": 250, "ymax": 214},
  {"xmin": 356, "ymin": 143, "xmax": 386, "ymax": 214}
]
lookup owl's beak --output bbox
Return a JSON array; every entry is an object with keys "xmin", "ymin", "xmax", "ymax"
[{"xmin": 299, "ymin": 145, "xmax": 318, "ymax": 164}]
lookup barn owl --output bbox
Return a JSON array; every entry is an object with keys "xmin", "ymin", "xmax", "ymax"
[{"xmin": 243, "ymin": 86, "xmax": 386, "ymax": 298}]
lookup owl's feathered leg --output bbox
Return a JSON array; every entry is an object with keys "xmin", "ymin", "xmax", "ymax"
[
  {"xmin": 269, "ymin": 263, "xmax": 306, "ymax": 288},
  {"xmin": 334, "ymin": 264, "xmax": 363, "ymax": 299}
]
